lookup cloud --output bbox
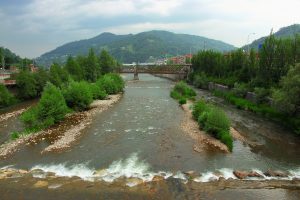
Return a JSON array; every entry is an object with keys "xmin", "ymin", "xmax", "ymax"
[{"xmin": 0, "ymin": 0, "xmax": 299, "ymax": 58}]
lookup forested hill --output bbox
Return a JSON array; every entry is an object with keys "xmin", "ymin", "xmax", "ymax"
[
  {"xmin": 0, "ymin": 47, "xmax": 22, "ymax": 67},
  {"xmin": 245, "ymin": 24, "xmax": 300, "ymax": 50},
  {"xmin": 36, "ymin": 30, "xmax": 236, "ymax": 66}
]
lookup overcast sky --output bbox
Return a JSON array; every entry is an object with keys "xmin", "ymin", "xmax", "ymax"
[{"xmin": 0, "ymin": 0, "xmax": 299, "ymax": 58}]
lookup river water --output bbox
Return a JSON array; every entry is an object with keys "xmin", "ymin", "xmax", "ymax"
[{"xmin": 0, "ymin": 74, "xmax": 300, "ymax": 197}]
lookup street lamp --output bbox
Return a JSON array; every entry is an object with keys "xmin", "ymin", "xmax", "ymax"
[{"xmin": 247, "ymin": 32, "xmax": 256, "ymax": 55}]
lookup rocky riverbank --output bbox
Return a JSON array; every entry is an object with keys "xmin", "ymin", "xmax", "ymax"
[
  {"xmin": 0, "ymin": 94, "xmax": 122, "ymax": 159},
  {"xmin": 0, "ymin": 108, "xmax": 27, "ymax": 123},
  {"xmin": 180, "ymin": 101, "xmax": 253, "ymax": 153}
]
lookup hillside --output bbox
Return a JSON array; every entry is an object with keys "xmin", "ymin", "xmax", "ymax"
[
  {"xmin": 36, "ymin": 30, "xmax": 236, "ymax": 66},
  {"xmin": 0, "ymin": 47, "xmax": 22, "ymax": 68},
  {"xmin": 245, "ymin": 24, "xmax": 300, "ymax": 50}
]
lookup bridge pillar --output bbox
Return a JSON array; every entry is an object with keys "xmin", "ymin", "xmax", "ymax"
[{"xmin": 133, "ymin": 66, "xmax": 139, "ymax": 80}]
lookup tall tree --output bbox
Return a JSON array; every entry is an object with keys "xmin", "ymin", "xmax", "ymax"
[
  {"xmin": 16, "ymin": 70, "xmax": 37, "ymax": 100},
  {"xmin": 99, "ymin": 50, "xmax": 115, "ymax": 74},
  {"xmin": 65, "ymin": 56, "xmax": 84, "ymax": 81}
]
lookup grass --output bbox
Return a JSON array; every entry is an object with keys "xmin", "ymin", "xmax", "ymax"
[
  {"xmin": 170, "ymin": 81, "xmax": 196, "ymax": 105},
  {"xmin": 213, "ymin": 90, "xmax": 300, "ymax": 135},
  {"xmin": 193, "ymin": 100, "xmax": 233, "ymax": 151}
]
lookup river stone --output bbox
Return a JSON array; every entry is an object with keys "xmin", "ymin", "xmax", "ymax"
[
  {"xmin": 233, "ymin": 170, "xmax": 249, "ymax": 179},
  {"xmin": 93, "ymin": 169, "xmax": 107, "ymax": 176},
  {"xmin": 126, "ymin": 178, "xmax": 144, "ymax": 187},
  {"xmin": 183, "ymin": 171, "xmax": 199, "ymax": 179},
  {"xmin": 33, "ymin": 181, "xmax": 49, "ymax": 188},
  {"xmin": 152, "ymin": 175, "xmax": 164, "ymax": 182},
  {"xmin": 248, "ymin": 171, "xmax": 263, "ymax": 178},
  {"xmin": 18, "ymin": 169, "xmax": 28, "ymax": 174},
  {"xmin": 264, "ymin": 170, "xmax": 289, "ymax": 177}
]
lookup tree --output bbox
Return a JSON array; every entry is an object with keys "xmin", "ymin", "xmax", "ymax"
[
  {"xmin": 49, "ymin": 63, "xmax": 69, "ymax": 87},
  {"xmin": 272, "ymin": 64, "xmax": 300, "ymax": 116},
  {"xmin": 21, "ymin": 82, "xmax": 69, "ymax": 129},
  {"xmin": 65, "ymin": 56, "xmax": 84, "ymax": 81},
  {"xmin": 99, "ymin": 50, "xmax": 115, "ymax": 74},
  {"xmin": 16, "ymin": 70, "xmax": 37, "ymax": 100},
  {"xmin": 83, "ymin": 49, "xmax": 99, "ymax": 82},
  {"xmin": 0, "ymin": 84, "xmax": 16, "ymax": 107},
  {"xmin": 33, "ymin": 68, "xmax": 50, "ymax": 96}
]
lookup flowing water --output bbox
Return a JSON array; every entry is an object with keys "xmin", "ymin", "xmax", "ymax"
[{"xmin": 0, "ymin": 74, "xmax": 299, "ymax": 198}]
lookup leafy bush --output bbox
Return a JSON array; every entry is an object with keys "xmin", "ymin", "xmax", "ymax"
[
  {"xmin": 0, "ymin": 84, "xmax": 16, "ymax": 107},
  {"xmin": 193, "ymin": 73, "xmax": 209, "ymax": 89},
  {"xmin": 192, "ymin": 99, "xmax": 208, "ymax": 120},
  {"xmin": 204, "ymin": 107, "xmax": 230, "ymax": 134},
  {"xmin": 192, "ymin": 99, "xmax": 233, "ymax": 151},
  {"xmin": 89, "ymin": 84, "xmax": 107, "ymax": 100},
  {"xmin": 179, "ymin": 98, "xmax": 187, "ymax": 105},
  {"xmin": 97, "ymin": 73, "xmax": 124, "ymax": 94},
  {"xmin": 11, "ymin": 131, "xmax": 20, "ymax": 140},
  {"xmin": 170, "ymin": 90, "xmax": 181, "ymax": 100},
  {"xmin": 16, "ymin": 70, "xmax": 37, "ymax": 100},
  {"xmin": 21, "ymin": 83, "xmax": 69, "ymax": 130},
  {"xmin": 173, "ymin": 81, "xmax": 196, "ymax": 98},
  {"xmin": 63, "ymin": 81, "xmax": 93, "ymax": 111}
]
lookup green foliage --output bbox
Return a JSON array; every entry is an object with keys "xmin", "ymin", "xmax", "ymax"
[
  {"xmin": 11, "ymin": 131, "xmax": 20, "ymax": 140},
  {"xmin": 16, "ymin": 70, "xmax": 37, "ymax": 100},
  {"xmin": 192, "ymin": 99, "xmax": 208, "ymax": 120},
  {"xmin": 192, "ymin": 72, "xmax": 209, "ymax": 89},
  {"xmin": 192, "ymin": 99, "xmax": 233, "ymax": 151},
  {"xmin": 99, "ymin": 50, "xmax": 117, "ymax": 74},
  {"xmin": 232, "ymin": 83, "xmax": 248, "ymax": 98},
  {"xmin": 97, "ymin": 73, "xmax": 124, "ymax": 94},
  {"xmin": 170, "ymin": 90, "xmax": 181, "ymax": 100},
  {"xmin": 204, "ymin": 107, "xmax": 230, "ymax": 134},
  {"xmin": 21, "ymin": 83, "xmax": 69, "ymax": 130},
  {"xmin": 254, "ymin": 87, "xmax": 269, "ymax": 104},
  {"xmin": 49, "ymin": 63, "xmax": 69, "ymax": 87},
  {"xmin": 33, "ymin": 68, "xmax": 50, "ymax": 96},
  {"xmin": 65, "ymin": 56, "xmax": 84, "ymax": 81},
  {"xmin": 0, "ymin": 84, "xmax": 16, "ymax": 107},
  {"xmin": 179, "ymin": 98, "xmax": 187, "ymax": 105},
  {"xmin": 272, "ymin": 64, "xmax": 300, "ymax": 115},
  {"xmin": 89, "ymin": 84, "xmax": 107, "ymax": 100},
  {"xmin": 63, "ymin": 81, "xmax": 93, "ymax": 111}
]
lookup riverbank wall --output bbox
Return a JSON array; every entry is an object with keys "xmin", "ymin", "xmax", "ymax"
[{"xmin": 153, "ymin": 74, "xmax": 186, "ymax": 81}]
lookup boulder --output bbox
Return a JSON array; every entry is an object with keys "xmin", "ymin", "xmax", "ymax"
[
  {"xmin": 33, "ymin": 181, "xmax": 49, "ymax": 188},
  {"xmin": 183, "ymin": 171, "xmax": 199, "ymax": 179},
  {"xmin": 248, "ymin": 171, "xmax": 263, "ymax": 178},
  {"xmin": 233, "ymin": 170, "xmax": 249, "ymax": 179},
  {"xmin": 152, "ymin": 175, "xmax": 164, "ymax": 182},
  {"xmin": 264, "ymin": 169, "xmax": 289, "ymax": 178},
  {"xmin": 93, "ymin": 169, "xmax": 107, "ymax": 176}
]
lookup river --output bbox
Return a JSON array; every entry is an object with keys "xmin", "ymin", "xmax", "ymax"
[{"xmin": 0, "ymin": 74, "xmax": 299, "ymax": 199}]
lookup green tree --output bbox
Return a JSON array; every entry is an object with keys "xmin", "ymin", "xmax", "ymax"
[
  {"xmin": 99, "ymin": 50, "xmax": 115, "ymax": 74},
  {"xmin": 272, "ymin": 64, "xmax": 300, "ymax": 116},
  {"xmin": 65, "ymin": 56, "xmax": 84, "ymax": 81},
  {"xmin": 49, "ymin": 63, "xmax": 69, "ymax": 87},
  {"xmin": 16, "ymin": 70, "xmax": 37, "ymax": 100},
  {"xmin": 83, "ymin": 49, "xmax": 99, "ymax": 82},
  {"xmin": 21, "ymin": 82, "xmax": 69, "ymax": 129},
  {"xmin": 0, "ymin": 84, "xmax": 16, "ymax": 107},
  {"xmin": 33, "ymin": 68, "xmax": 50, "ymax": 96}
]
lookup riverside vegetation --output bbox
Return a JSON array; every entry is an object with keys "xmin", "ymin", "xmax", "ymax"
[
  {"xmin": 189, "ymin": 33, "xmax": 300, "ymax": 134},
  {"xmin": 6, "ymin": 48, "xmax": 124, "ymax": 139},
  {"xmin": 171, "ymin": 82, "xmax": 233, "ymax": 151}
]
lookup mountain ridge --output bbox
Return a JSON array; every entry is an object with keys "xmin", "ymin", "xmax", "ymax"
[{"xmin": 36, "ymin": 30, "xmax": 236, "ymax": 66}]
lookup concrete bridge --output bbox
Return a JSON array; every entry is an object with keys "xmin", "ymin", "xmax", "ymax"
[{"xmin": 119, "ymin": 64, "xmax": 191, "ymax": 80}]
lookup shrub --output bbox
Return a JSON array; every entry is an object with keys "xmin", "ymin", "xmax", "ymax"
[
  {"xmin": 16, "ymin": 70, "xmax": 37, "ymax": 100},
  {"xmin": 204, "ymin": 107, "xmax": 230, "ymax": 135},
  {"xmin": 21, "ymin": 82, "xmax": 69, "ymax": 130},
  {"xmin": 11, "ymin": 131, "xmax": 20, "ymax": 140},
  {"xmin": 97, "ymin": 73, "xmax": 124, "ymax": 95},
  {"xmin": 179, "ymin": 98, "xmax": 187, "ymax": 105},
  {"xmin": 198, "ymin": 111, "xmax": 209, "ymax": 127},
  {"xmin": 0, "ymin": 84, "xmax": 16, "ymax": 107},
  {"xmin": 89, "ymin": 84, "xmax": 107, "ymax": 100},
  {"xmin": 218, "ymin": 130, "xmax": 233, "ymax": 152},
  {"xmin": 192, "ymin": 99, "xmax": 208, "ymax": 120},
  {"xmin": 170, "ymin": 90, "xmax": 181, "ymax": 100},
  {"xmin": 193, "ymin": 73, "xmax": 209, "ymax": 89},
  {"xmin": 174, "ymin": 81, "xmax": 196, "ymax": 98},
  {"xmin": 63, "ymin": 81, "xmax": 93, "ymax": 111}
]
